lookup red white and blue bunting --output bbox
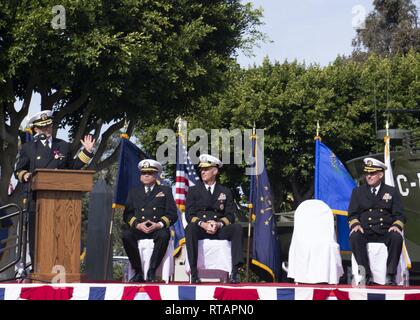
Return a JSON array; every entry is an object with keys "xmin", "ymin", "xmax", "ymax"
[{"xmin": 0, "ymin": 283, "xmax": 420, "ymax": 300}]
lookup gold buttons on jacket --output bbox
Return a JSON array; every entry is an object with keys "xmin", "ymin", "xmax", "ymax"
[
  {"xmin": 153, "ymin": 208, "xmax": 156, "ymax": 211},
  {"xmin": 368, "ymin": 217, "xmax": 372, "ymax": 221},
  {"xmin": 369, "ymin": 225, "xmax": 372, "ymax": 228},
  {"xmin": 141, "ymin": 216, "xmax": 145, "ymax": 219},
  {"xmin": 369, "ymin": 209, "xmax": 372, "ymax": 212},
  {"xmin": 380, "ymin": 209, "xmax": 383, "ymax": 212},
  {"xmin": 214, "ymin": 215, "xmax": 217, "ymax": 219},
  {"xmin": 381, "ymin": 223, "xmax": 383, "ymax": 226},
  {"xmin": 203, "ymin": 214, "xmax": 207, "ymax": 218},
  {"xmin": 380, "ymin": 218, "xmax": 383, "ymax": 221},
  {"xmin": 153, "ymin": 216, "xmax": 156, "ymax": 219},
  {"xmin": 141, "ymin": 208, "xmax": 145, "ymax": 211}
]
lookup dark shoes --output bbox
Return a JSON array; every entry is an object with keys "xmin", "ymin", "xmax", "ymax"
[
  {"xmin": 146, "ymin": 269, "xmax": 157, "ymax": 282},
  {"xmin": 191, "ymin": 274, "xmax": 201, "ymax": 284},
  {"xmin": 356, "ymin": 274, "xmax": 375, "ymax": 286},
  {"xmin": 130, "ymin": 268, "xmax": 157, "ymax": 283},
  {"xmin": 366, "ymin": 275, "xmax": 375, "ymax": 286},
  {"xmin": 385, "ymin": 274, "xmax": 397, "ymax": 286},
  {"xmin": 357, "ymin": 274, "xmax": 397, "ymax": 286},
  {"xmin": 129, "ymin": 273, "xmax": 145, "ymax": 283},
  {"xmin": 229, "ymin": 270, "xmax": 240, "ymax": 284}
]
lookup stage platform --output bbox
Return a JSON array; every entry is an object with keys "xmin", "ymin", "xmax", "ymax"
[{"xmin": 1, "ymin": 282, "xmax": 420, "ymax": 300}]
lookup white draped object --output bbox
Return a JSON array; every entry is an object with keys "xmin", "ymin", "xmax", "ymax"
[
  {"xmin": 287, "ymin": 199, "xmax": 344, "ymax": 284},
  {"xmin": 351, "ymin": 242, "xmax": 405, "ymax": 285},
  {"xmin": 127, "ymin": 239, "xmax": 174, "ymax": 283},
  {"xmin": 185, "ymin": 239, "xmax": 232, "ymax": 276}
]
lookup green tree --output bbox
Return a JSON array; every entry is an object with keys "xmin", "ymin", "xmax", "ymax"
[
  {"xmin": 0, "ymin": 0, "xmax": 262, "ymax": 204},
  {"xmin": 353, "ymin": 0, "xmax": 420, "ymax": 55},
  {"xmin": 137, "ymin": 53, "xmax": 419, "ymax": 211}
]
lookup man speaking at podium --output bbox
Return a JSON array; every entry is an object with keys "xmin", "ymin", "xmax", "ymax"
[{"xmin": 14, "ymin": 110, "xmax": 96, "ymax": 266}]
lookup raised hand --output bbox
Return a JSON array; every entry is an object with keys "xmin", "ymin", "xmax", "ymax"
[{"xmin": 80, "ymin": 135, "xmax": 96, "ymax": 153}]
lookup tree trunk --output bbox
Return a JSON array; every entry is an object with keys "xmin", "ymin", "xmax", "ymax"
[{"xmin": 289, "ymin": 174, "xmax": 314, "ymax": 208}]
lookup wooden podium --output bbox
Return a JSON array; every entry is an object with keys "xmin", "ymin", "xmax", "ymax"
[{"xmin": 31, "ymin": 169, "xmax": 95, "ymax": 283}]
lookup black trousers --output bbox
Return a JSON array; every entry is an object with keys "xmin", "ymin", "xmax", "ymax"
[
  {"xmin": 122, "ymin": 227, "xmax": 170, "ymax": 277},
  {"xmin": 28, "ymin": 210, "xmax": 36, "ymax": 268},
  {"xmin": 349, "ymin": 230, "xmax": 403, "ymax": 276},
  {"xmin": 185, "ymin": 223, "xmax": 244, "ymax": 276},
  {"xmin": 26, "ymin": 194, "xmax": 38, "ymax": 268}
]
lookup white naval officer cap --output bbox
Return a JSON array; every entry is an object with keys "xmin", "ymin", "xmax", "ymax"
[
  {"xmin": 138, "ymin": 159, "xmax": 163, "ymax": 174},
  {"xmin": 198, "ymin": 154, "xmax": 223, "ymax": 169},
  {"xmin": 28, "ymin": 110, "xmax": 53, "ymax": 128},
  {"xmin": 363, "ymin": 157, "xmax": 387, "ymax": 173}
]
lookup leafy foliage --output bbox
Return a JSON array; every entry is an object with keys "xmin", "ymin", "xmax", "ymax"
[
  {"xmin": 137, "ymin": 52, "xmax": 420, "ymax": 211},
  {"xmin": 353, "ymin": 0, "xmax": 420, "ymax": 56},
  {"xmin": 0, "ymin": 0, "xmax": 262, "ymax": 203}
]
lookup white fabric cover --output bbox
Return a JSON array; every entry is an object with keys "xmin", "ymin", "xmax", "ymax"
[
  {"xmin": 351, "ymin": 242, "xmax": 404, "ymax": 285},
  {"xmin": 185, "ymin": 239, "xmax": 232, "ymax": 274},
  {"xmin": 127, "ymin": 239, "xmax": 174, "ymax": 283},
  {"xmin": 287, "ymin": 199, "xmax": 344, "ymax": 284}
]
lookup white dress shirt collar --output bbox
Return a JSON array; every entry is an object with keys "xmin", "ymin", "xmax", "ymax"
[
  {"xmin": 204, "ymin": 182, "xmax": 216, "ymax": 194},
  {"xmin": 371, "ymin": 183, "xmax": 381, "ymax": 195},
  {"xmin": 43, "ymin": 137, "xmax": 52, "ymax": 148},
  {"xmin": 144, "ymin": 184, "xmax": 155, "ymax": 192}
]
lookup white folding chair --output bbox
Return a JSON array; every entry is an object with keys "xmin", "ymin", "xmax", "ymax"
[
  {"xmin": 184, "ymin": 239, "xmax": 232, "ymax": 282},
  {"xmin": 287, "ymin": 199, "xmax": 343, "ymax": 284},
  {"xmin": 351, "ymin": 241, "xmax": 408, "ymax": 285},
  {"xmin": 127, "ymin": 239, "xmax": 174, "ymax": 283}
]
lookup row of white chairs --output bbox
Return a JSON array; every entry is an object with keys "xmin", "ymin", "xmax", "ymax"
[
  {"xmin": 125, "ymin": 199, "xmax": 410, "ymax": 285},
  {"xmin": 126, "ymin": 239, "xmax": 232, "ymax": 283},
  {"xmin": 287, "ymin": 199, "xmax": 409, "ymax": 285}
]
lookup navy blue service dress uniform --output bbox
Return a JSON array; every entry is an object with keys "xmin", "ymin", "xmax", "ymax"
[
  {"xmin": 14, "ymin": 111, "xmax": 93, "ymax": 265},
  {"xmin": 122, "ymin": 180, "xmax": 178, "ymax": 282},
  {"xmin": 185, "ymin": 154, "xmax": 243, "ymax": 283},
  {"xmin": 348, "ymin": 158, "xmax": 406, "ymax": 285}
]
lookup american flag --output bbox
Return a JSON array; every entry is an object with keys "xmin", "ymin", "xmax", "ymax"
[
  {"xmin": 172, "ymin": 135, "xmax": 200, "ymax": 256},
  {"xmin": 8, "ymin": 181, "xmax": 15, "ymax": 195},
  {"xmin": 175, "ymin": 136, "xmax": 200, "ymax": 214}
]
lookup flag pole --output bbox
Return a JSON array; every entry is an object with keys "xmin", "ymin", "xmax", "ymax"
[
  {"xmin": 104, "ymin": 207, "xmax": 116, "ymax": 280},
  {"xmin": 104, "ymin": 129, "xmax": 129, "ymax": 280},
  {"xmin": 246, "ymin": 125, "xmax": 256, "ymax": 283},
  {"xmin": 245, "ymin": 203, "xmax": 253, "ymax": 282},
  {"xmin": 315, "ymin": 121, "xmax": 320, "ymax": 140}
]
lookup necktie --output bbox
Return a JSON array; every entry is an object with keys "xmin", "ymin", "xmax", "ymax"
[
  {"xmin": 371, "ymin": 187, "xmax": 376, "ymax": 195},
  {"xmin": 208, "ymin": 186, "xmax": 212, "ymax": 195},
  {"xmin": 146, "ymin": 186, "xmax": 151, "ymax": 197}
]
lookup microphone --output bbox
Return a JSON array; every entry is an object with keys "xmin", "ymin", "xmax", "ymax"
[{"xmin": 33, "ymin": 133, "xmax": 47, "ymax": 142}]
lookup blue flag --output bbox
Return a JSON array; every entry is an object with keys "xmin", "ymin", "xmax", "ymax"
[
  {"xmin": 250, "ymin": 137, "xmax": 280, "ymax": 282},
  {"xmin": 314, "ymin": 139, "xmax": 356, "ymax": 251},
  {"xmin": 112, "ymin": 138, "xmax": 148, "ymax": 208}
]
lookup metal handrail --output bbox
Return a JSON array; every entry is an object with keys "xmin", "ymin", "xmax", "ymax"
[{"xmin": 0, "ymin": 203, "xmax": 23, "ymax": 273}]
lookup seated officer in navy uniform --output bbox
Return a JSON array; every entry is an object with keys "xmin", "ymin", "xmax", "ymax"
[
  {"xmin": 122, "ymin": 159, "xmax": 178, "ymax": 282},
  {"xmin": 348, "ymin": 157, "xmax": 406, "ymax": 286},
  {"xmin": 185, "ymin": 154, "xmax": 243, "ymax": 284},
  {"xmin": 14, "ymin": 110, "xmax": 95, "ymax": 265}
]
